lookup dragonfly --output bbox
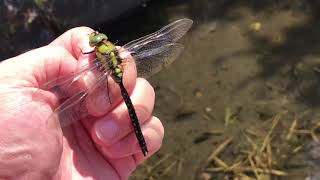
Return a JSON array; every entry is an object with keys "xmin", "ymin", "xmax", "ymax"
[{"xmin": 44, "ymin": 18, "xmax": 193, "ymax": 156}]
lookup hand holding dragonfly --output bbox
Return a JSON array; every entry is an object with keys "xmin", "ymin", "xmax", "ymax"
[{"xmin": 0, "ymin": 27, "xmax": 164, "ymax": 180}]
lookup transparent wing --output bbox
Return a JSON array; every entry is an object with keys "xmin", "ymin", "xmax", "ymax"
[
  {"xmin": 133, "ymin": 43, "xmax": 184, "ymax": 78},
  {"xmin": 52, "ymin": 91, "xmax": 88, "ymax": 127},
  {"xmin": 51, "ymin": 70, "xmax": 111, "ymax": 127},
  {"xmin": 123, "ymin": 18, "xmax": 193, "ymax": 78},
  {"xmin": 41, "ymin": 57, "xmax": 114, "ymax": 127},
  {"xmin": 43, "ymin": 59, "xmax": 103, "ymax": 98},
  {"xmin": 123, "ymin": 18, "xmax": 193, "ymax": 51},
  {"xmin": 2, "ymin": 57, "xmax": 113, "ymax": 129}
]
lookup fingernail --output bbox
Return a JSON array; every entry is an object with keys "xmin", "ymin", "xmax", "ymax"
[
  {"xmin": 95, "ymin": 119, "xmax": 119, "ymax": 144},
  {"xmin": 78, "ymin": 36, "xmax": 92, "ymax": 53}
]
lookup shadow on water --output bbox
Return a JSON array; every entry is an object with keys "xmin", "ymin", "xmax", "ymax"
[
  {"xmin": 214, "ymin": 18, "xmax": 320, "ymax": 105},
  {"xmin": 206, "ymin": 0, "xmax": 320, "ymax": 106},
  {"xmin": 248, "ymin": 13, "xmax": 320, "ymax": 106}
]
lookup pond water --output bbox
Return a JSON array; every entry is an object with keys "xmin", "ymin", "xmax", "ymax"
[{"xmin": 117, "ymin": 1, "xmax": 320, "ymax": 180}]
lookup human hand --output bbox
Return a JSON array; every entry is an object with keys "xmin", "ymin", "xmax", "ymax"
[{"xmin": 0, "ymin": 27, "xmax": 164, "ymax": 180}]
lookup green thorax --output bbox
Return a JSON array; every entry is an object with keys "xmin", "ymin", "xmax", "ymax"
[
  {"xmin": 88, "ymin": 31, "xmax": 124, "ymax": 82},
  {"xmin": 96, "ymin": 41, "xmax": 123, "ymax": 82}
]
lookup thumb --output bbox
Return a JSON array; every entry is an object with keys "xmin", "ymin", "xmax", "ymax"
[
  {"xmin": 0, "ymin": 27, "xmax": 94, "ymax": 122},
  {"xmin": 0, "ymin": 27, "xmax": 94, "ymax": 88}
]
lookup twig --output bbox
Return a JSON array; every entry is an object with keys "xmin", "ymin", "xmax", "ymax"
[{"xmin": 206, "ymin": 167, "xmax": 288, "ymax": 176}]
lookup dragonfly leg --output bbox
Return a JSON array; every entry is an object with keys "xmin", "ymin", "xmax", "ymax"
[
  {"xmin": 120, "ymin": 62, "xmax": 129, "ymax": 72},
  {"xmin": 103, "ymin": 71, "xmax": 113, "ymax": 105},
  {"xmin": 115, "ymin": 50, "xmax": 130, "ymax": 72},
  {"xmin": 106, "ymin": 75, "xmax": 112, "ymax": 104},
  {"xmin": 119, "ymin": 56, "xmax": 129, "ymax": 70}
]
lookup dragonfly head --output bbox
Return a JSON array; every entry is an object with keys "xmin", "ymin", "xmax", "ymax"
[{"xmin": 89, "ymin": 31, "xmax": 108, "ymax": 47}]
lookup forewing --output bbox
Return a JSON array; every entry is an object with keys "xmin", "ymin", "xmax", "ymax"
[
  {"xmin": 123, "ymin": 18, "xmax": 192, "ymax": 78},
  {"xmin": 123, "ymin": 18, "xmax": 192, "ymax": 54}
]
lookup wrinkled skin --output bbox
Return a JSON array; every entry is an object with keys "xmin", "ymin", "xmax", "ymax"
[{"xmin": 0, "ymin": 27, "xmax": 164, "ymax": 180}]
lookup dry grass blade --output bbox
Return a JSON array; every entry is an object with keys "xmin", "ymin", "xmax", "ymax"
[
  {"xmin": 266, "ymin": 142, "xmax": 273, "ymax": 168},
  {"xmin": 206, "ymin": 137, "xmax": 233, "ymax": 164},
  {"xmin": 310, "ymin": 122, "xmax": 320, "ymax": 142},
  {"xmin": 206, "ymin": 167, "xmax": 287, "ymax": 176},
  {"xmin": 147, "ymin": 154, "xmax": 172, "ymax": 175},
  {"xmin": 254, "ymin": 155, "xmax": 267, "ymax": 169},
  {"xmin": 229, "ymin": 161, "xmax": 243, "ymax": 172},
  {"xmin": 177, "ymin": 158, "xmax": 183, "ymax": 176},
  {"xmin": 244, "ymin": 128, "xmax": 260, "ymax": 137},
  {"xmin": 243, "ymin": 133, "xmax": 258, "ymax": 151},
  {"xmin": 205, "ymin": 167, "xmax": 224, "ymax": 172},
  {"xmin": 310, "ymin": 130, "xmax": 319, "ymax": 143},
  {"xmin": 159, "ymin": 160, "xmax": 178, "ymax": 177},
  {"xmin": 293, "ymin": 129, "xmax": 310, "ymax": 135},
  {"xmin": 212, "ymin": 156, "xmax": 229, "ymax": 169},
  {"xmin": 205, "ymin": 130, "xmax": 224, "ymax": 135},
  {"xmin": 292, "ymin": 145, "xmax": 303, "ymax": 153},
  {"xmin": 260, "ymin": 113, "xmax": 282, "ymax": 152},
  {"xmin": 237, "ymin": 173, "xmax": 255, "ymax": 180},
  {"xmin": 224, "ymin": 107, "xmax": 239, "ymax": 127},
  {"xmin": 286, "ymin": 118, "xmax": 297, "ymax": 141},
  {"xmin": 248, "ymin": 154, "xmax": 260, "ymax": 179}
]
